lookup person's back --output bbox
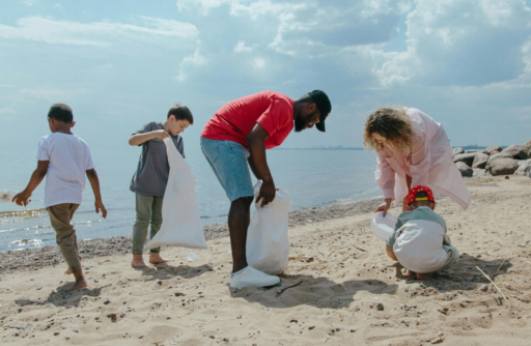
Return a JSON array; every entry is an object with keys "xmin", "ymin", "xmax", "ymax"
[
  {"xmin": 202, "ymin": 90, "xmax": 294, "ymax": 149},
  {"xmin": 392, "ymin": 206, "xmax": 450, "ymax": 274},
  {"xmin": 386, "ymin": 185, "xmax": 459, "ymax": 278},
  {"xmin": 12, "ymin": 103, "xmax": 107, "ymax": 290},
  {"xmin": 41, "ymin": 132, "xmax": 93, "ymax": 207}
]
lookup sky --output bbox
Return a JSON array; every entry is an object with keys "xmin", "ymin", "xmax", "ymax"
[{"xmin": 1, "ymin": 0, "xmax": 531, "ymax": 151}]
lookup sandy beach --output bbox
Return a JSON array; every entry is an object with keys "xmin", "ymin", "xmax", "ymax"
[{"xmin": 1, "ymin": 175, "xmax": 530, "ymax": 346}]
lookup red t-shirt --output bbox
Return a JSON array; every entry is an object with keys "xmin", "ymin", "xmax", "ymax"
[{"xmin": 201, "ymin": 91, "xmax": 294, "ymax": 149}]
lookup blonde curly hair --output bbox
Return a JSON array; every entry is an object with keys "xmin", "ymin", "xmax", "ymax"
[{"xmin": 364, "ymin": 107, "xmax": 413, "ymax": 151}]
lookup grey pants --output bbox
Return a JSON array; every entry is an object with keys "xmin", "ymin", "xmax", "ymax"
[
  {"xmin": 132, "ymin": 193, "xmax": 163, "ymax": 255},
  {"xmin": 47, "ymin": 203, "xmax": 81, "ymax": 272}
]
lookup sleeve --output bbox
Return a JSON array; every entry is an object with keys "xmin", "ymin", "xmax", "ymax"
[
  {"xmin": 256, "ymin": 96, "xmax": 291, "ymax": 137},
  {"xmin": 388, "ymin": 213, "xmax": 405, "ymax": 246},
  {"xmin": 138, "ymin": 122, "xmax": 158, "ymax": 134},
  {"xmin": 132, "ymin": 122, "xmax": 158, "ymax": 146},
  {"xmin": 84, "ymin": 143, "xmax": 95, "ymax": 170},
  {"xmin": 37, "ymin": 137, "xmax": 50, "ymax": 161},
  {"xmin": 375, "ymin": 153, "xmax": 395, "ymax": 199}
]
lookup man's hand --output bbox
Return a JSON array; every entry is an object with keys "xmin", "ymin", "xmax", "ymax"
[
  {"xmin": 12, "ymin": 190, "xmax": 31, "ymax": 207},
  {"xmin": 256, "ymin": 180, "xmax": 276, "ymax": 207},
  {"xmin": 95, "ymin": 199, "xmax": 107, "ymax": 218},
  {"xmin": 375, "ymin": 198, "xmax": 393, "ymax": 216}
]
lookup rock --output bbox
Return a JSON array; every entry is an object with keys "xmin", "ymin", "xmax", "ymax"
[
  {"xmin": 484, "ymin": 145, "xmax": 502, "ymax": 155},
  {"xmin": 453, "ymin": 153, "xmax": 476, "ymax": 166},
  {"xmin": 472, "ymin": 152, "xmax": 489, "ymax": 169},
  {"xmin": 501, "ymin": 144, "xmax": 528, "ymax": 159},
  {"xmin": 487, "ymin": 157, "xmax": 519, "ymax": 176},
  {"xmin": 472, "ymin": 168, "xmax": 487, "ymax": 177},
  {"xmin": 452, "ymin": 147, "xmax": 464, "ymax": 155},
  {"xmin": 486, "ymin": 153, "xmax": 513, "ymax": 169},
  {"xmin": 455, "ymin": 162, "xmax": 473, "ymax": 177},
  {"xmin": 514, "ymin": 159, "xmax": 531, "ymax": 176},
  {"xmin": 524, "ymin": 140, "xmax": 531, "ymax": 158}
]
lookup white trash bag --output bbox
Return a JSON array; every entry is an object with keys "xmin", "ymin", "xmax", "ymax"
[
  {"xmin": 145, "ymin": 138, "xmax": 207, "ymax": 250},
  {"xmin": 371, "ymin": 211, "xmax": 397, "ymax": 242},
  {"xmin": 246, "ymin": 182, "xmax": 290, "ymax": 275}
]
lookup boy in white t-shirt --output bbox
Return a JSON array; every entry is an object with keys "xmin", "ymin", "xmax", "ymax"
[
  {"xmin": 12, "ymin": 103, "xmax": 107, "ymax": 290},
  {"xmin": 386, "ymin": 185, "xmax": 459, "ymax": 280}
]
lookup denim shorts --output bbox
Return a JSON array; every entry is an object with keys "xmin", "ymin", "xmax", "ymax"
[{"xmin": 200, "ymin": 137, "xmax": 254, "ymax": 202}]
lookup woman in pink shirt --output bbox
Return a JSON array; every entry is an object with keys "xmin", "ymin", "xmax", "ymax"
[{"xmin": 364, "ymin": 107, "xmax": 471, "ymax": 214}]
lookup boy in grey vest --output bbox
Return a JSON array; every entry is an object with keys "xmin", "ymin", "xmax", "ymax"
[{"xmin": 128, "ymin": 104, "xmax": 194, "ymax": 268}]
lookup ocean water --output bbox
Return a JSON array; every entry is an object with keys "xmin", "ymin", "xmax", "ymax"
[{"xmin": 0, "ymin": 144, "xmax": 380, "ymax": 252}]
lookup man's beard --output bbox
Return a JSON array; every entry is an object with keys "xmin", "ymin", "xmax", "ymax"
[{"xmin": 294, "ymin": 116, "xmax": 305, "ymax": 132}]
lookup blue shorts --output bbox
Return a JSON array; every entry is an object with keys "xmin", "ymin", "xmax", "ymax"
[{"xmin": 200, "ymin": 137, "xmax": 254, "ymax": 202}]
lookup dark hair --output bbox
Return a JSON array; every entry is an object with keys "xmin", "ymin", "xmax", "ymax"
[
  {"xmin": 48, "ymin": 103, "xmax": 73, "ymax": 123},
  {"xmin": 167, "ymin": 104, "xmax": 194, "ymax": 124}
]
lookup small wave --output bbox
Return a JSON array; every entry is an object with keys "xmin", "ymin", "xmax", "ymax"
[
  {"xmin": 9, "ymin": 238, "xmax": 45, "ymax": 251},
  {"xmin": 0, "ymin": 208, "xmax": 47, "ymax": 219}
]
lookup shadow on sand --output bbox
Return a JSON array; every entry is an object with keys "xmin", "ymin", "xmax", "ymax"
[
  {"xmin": 139, "ymin": 263, "xmax": 214, "ymax": 281},
  {"xmin": 231, "ymin": 274, "xmax": 398, "ymax": 309},
  {"xmin": 15, "ymin": 283, "xmax": 106, "ymax": 308},
  {"xmin": 412, "ymin": 253, "xmax": 512, "ymax": 292}
]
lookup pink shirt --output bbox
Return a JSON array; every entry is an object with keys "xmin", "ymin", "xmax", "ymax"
[
  {"xmin": 375, "ymin": 108, "xmax": 471, "ymax": 209},
  {"xmin": 201, "ymin": 91, "xmax": 294, "ymax": 149}
]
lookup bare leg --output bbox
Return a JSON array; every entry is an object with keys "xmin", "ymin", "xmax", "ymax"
[
  {"xmin": 228, "ymin": 196, "xmax": 253, "ymax": 273},
  {"xmin": 71, "ymin": 267, "xmax": 87, "ymax": 290},
  {"xmin": 131, "ymin": 254, "xmax": 146, "ymax": 268}
]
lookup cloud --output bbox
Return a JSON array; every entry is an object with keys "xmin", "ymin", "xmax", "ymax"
[
  {"xmin": 368, "ymin": 0, "xmax": 531, "ymax": 87},
  {"xmin": 177, "ymin": 46, "xmax": 208, "ymax": 82},
  {"xmin": 0, "ymin": 16, "xmax": 199, "ymax": 46},
  {"xmin": 234, "ymin": 40, "xmax": 252, "ymax": 53}
]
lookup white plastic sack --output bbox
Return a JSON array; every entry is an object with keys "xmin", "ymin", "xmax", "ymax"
[
  {"xmin": 145, "ymin": 137, "xmax": 207, "ymax": 250},
  {"xmin": 246, "ymin": 182, "xmax": 290, "ymax": 275},
  {"xmin": 371, "ymin": 211, "xmax": 397, "ymax": 242}
]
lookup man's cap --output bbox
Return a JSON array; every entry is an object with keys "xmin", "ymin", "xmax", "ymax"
[
  {"xmin": 306, "ymin": 90, "xmax": 331, "ymax": 132},
  {"xmin": 404, "ymin": 185, "xmax": 435, "ymax": 206}
]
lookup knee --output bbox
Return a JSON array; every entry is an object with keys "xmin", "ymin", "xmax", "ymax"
[{"xmin": 231, "ymin": 197, "xmax": 253, "ymax": 210}]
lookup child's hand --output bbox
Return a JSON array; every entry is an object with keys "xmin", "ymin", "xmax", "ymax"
[
  {"xmin": 12, "ymin": 190, "xmax": 31, "ymax": 206},
  {"xmin": 95, "ymin": 199, "xmax": 107, "ymax": 218},
  {"xmin": 154, "ymin": 129, "xmax": 170, "ymax": 141}
]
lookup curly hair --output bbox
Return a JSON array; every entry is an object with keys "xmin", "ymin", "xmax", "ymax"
[{"xmin": 364, "ymin": 107, "xmax": 413, "ymax": 151}]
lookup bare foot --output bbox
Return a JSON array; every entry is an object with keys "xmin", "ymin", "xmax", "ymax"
[
  {"xmin": 72, "ymin": 279, "xmax": 87, "ymax": 290},
  {"xmin": 131, "ymin": 255, "xmax": 146, "ymax": 269},
  {"xmin": 149, "ymin": 253, "xmax": 167, "ymax": 266}
]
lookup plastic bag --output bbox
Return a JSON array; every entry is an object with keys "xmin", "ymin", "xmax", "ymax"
[
  {"xmin": 371, "ymin": 211, "xmax": 397, "ymax": 242},
  {"xmin": 246, "ymin": 182, "xmax": 290, "ymax": 275},
  {"xmin": 145, "ymin": 138, "xmax": 207, "ymax": 250}
]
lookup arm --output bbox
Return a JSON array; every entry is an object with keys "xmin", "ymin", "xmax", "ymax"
[
  {"xmin": 375, "ymin": 153, "xmax": 395, "ymax": 215},
  {"xmin": 86, "ymin": 169, "xmax": 107, "ymax": 218},
  {"xmin": 247, "ymin": 124, "xmax": 275, "ymax": 206},
  {"xmin": 12, "ymin": 161, "xmax": 49, "ymax": 206},
  {"xmin": 128, "ymin": 129, "xmax": 169, "ymax": 146}
]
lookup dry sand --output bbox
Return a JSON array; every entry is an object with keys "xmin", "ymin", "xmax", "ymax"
[{"xmin": 1, "ymin": 176, "xmax": 530, "ymax": 346}]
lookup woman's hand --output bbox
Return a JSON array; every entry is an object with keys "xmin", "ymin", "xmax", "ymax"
[{"xmin": 376, "ymin": 198, "xmax": 393, "ymax": 216}]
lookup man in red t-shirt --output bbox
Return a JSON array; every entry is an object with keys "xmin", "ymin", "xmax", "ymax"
[{"xmin": 200, "ymin": 90, "xmax": 331, "ymax": 289}]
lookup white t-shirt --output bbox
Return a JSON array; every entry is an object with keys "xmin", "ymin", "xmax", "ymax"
[{"xmin": 37, "ymin": 132, "xmax": 94, "ymax": 207}]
